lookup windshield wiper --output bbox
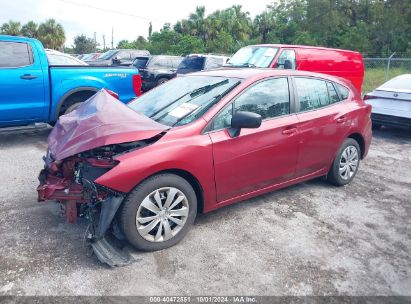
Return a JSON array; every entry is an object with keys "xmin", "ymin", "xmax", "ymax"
[
  {"xmin": 148, "ymin": 79, "xmax": 229, "ymax": 119},
  {"xmin": 189, "ymin": 79, "xmax": 229, "ymax": 97},
  {"xmin": 229, "ymin": 63, "xmax": 256, "ymax": 68}
]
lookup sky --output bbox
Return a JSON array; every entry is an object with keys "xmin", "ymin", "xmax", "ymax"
[{"xmin": 0, "ymin": 0, "xmax": 271, "ymax": 48}]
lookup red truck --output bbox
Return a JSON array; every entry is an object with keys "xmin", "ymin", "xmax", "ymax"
[{"xmin": 227, "ymin": 44, "xmax": 364, "ymax": 93}]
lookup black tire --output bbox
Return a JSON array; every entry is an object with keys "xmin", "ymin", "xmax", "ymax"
[
  {"xmin": 372, "ymin": 121, "xmax": 382, "ymax": 130},
  {"xmin": 118, "ymin": 173, "xmax": 197, "ymax": 251},
  {"xmin": 327, "ymin": 138, "xmax": 361, "ymax": 186},
  {"xmin": 157, "ymin": 77, "xmax": 169, "ymax": 86}
]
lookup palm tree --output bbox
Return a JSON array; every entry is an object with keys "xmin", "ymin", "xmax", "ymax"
[
  {"xmin": 38, "ymin": 19, "xmax": 65, "ymax": 49},
  {"xmin": 21, "ymin": 21, "xmax": 38, "ymax": 38},
  {"xmin": 0, "ymin": 21, "xmax": 22, "ymax": 36},
  {"xmin": 188, "ymin": 6, "xmax": 207, "ymax": 43},
  {"xmin": 254, "ymin": 11, "xmax": 276, "ymax": 43},
  {"xmin": 228, "ymin": 5, "xmax": 252, "ymax": 42}
]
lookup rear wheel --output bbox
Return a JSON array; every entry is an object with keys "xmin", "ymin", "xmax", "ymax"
[
  {"xmin": 327, "ymin": 138, "xmax": 361, "ymax": 186},
  {"xmin": 118, "ymin": 174, "xmax": 197, "ymax": 251}
]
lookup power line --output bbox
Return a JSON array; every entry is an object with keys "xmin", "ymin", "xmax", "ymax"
[{"xmin": 58, "ymin": 0, "xmax": 166, "ymax": 23}]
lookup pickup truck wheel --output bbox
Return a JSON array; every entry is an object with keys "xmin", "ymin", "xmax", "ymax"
[
  {"xmin": 118, "ymin": 173, "xmax": 197, "ymax": 251},
  {"xmin": 64, "ymin": 102, "xmax": 81, "ymax": 114}
]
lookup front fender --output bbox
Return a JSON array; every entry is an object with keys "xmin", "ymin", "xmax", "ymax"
[{"xmin": 94, "ymin": 132, "xmax": 217, "ymax": 211}]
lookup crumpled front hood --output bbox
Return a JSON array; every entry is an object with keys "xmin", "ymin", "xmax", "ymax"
[{"xmin": 48, "ymin": 89, "xmax": 168, "ymax": 161}]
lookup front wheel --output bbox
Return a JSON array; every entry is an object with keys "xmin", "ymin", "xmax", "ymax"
[
  {"xmin": 327, "ymin": 138, "xmax": 361, "ymax": 186},
  {"xmin": 118, "ymin": 174, "xmax": 197, "ymax": 251}
]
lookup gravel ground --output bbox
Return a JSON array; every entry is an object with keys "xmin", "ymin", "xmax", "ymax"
[{"xmin": 0, "ymin": 127, "xmax": 410, "ymax": 296}]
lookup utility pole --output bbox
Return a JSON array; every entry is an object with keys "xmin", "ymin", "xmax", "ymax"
[
  {"xmin": 102, "ymin": 34, "xmax": 106, "ymax": 51},
  {"xmin": 111, "ymin": 27, "xmax": 114, "ymax": 49},
  {"xmin": 93, "ymin": 32, "xmax": 97, "ymax": 51}
]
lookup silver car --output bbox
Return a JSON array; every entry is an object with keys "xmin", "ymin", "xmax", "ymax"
[{"xmin": 364, "ymin": 74, "xmax": 411, "ymax": 129}]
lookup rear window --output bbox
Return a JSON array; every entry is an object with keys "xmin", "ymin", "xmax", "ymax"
[
  {"xmin": 0, "ymin": 41, "xmax": 33, "ymax": 68},
  {"xmin": 133, "ymin": 57, "xmax": 149, "ymax": 69},
  {"xmin": 178, "ymin": 56, "xmax": 205, "ymax": 71},
  {"xmin": 379, "ymin": 76, "xmax": 411, "ymax": 91}
]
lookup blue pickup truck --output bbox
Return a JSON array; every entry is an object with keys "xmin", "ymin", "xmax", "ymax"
[{"xmin": 0, "ymin": 35, "xmax": 141, "ymax": 127}]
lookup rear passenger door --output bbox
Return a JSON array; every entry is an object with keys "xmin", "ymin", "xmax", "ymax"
[
  {"xmin": 0, "ymin": 41, "xmax": 47, "ymax": 125},
  {"xmin": 293, "ymin": 77, "xmax": 351, "ymax": 177}
]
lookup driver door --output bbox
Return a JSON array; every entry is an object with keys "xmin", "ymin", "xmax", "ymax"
[{"xmin": 208, "ymin": 77, "xmax": 300, "ymax": 203}]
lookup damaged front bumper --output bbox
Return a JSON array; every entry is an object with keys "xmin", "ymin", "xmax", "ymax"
[{"xmin": 36, "ymin": 154, "xmax": 133, "ymax": 266}]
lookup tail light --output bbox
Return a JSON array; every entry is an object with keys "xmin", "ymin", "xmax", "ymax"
[
  {"xmin": 132, "ymin": 74, "xmax": 142, "ymax": 97},
  {"xmin": 104, "ymin": 88, "xmax": 119, "ymax": 99}
]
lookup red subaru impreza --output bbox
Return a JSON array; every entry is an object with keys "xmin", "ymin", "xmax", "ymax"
[{"xmin": 37, "ymin": 69, "xmax": 372, "ymax": 265}]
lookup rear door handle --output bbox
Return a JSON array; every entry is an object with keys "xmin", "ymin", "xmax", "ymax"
[
  {"xmin": 20, "ymin": 74, "xmax": 37, "ymax": 80},
  {"xmin": 336, "ymin": 116, "xmax": 347, "ymax": 123},
  {"xmin": 282, "ymin": 127, "xmax": 297, "ymax": 135}
]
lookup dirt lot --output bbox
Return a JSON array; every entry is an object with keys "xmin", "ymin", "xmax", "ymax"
[{"xmin": 0, "ymin": 127, "xmax": 410, "ymax": 296}]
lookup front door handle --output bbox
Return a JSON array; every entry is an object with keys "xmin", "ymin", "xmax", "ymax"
[
  {"xmin": 20, "ymin": 74, "xmax": 38, "ymax": 80},
  {"xmin": 282, "ymin": 127, "xmax": 297, "ymax": 135}
]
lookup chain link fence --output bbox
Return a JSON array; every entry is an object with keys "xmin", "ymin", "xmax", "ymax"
[{"xmin": 363, "ymin": 53, "xmax": 411, "ymax": 94}]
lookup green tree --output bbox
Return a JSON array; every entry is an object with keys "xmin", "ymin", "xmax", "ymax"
[
  {"xmin": 173, "ymin": 35, "xmax": 204, "ymax": 55},
  {"xmin": 206, "ymin": 31, "xmax": 234, "ymax": 53},
  {"xmin": 0, "ymin": 20, "xmax": 22, "ymax": 35},
  {"xmin": 21, "ymin": 21, "xmax": 38, "ymax": 38},
  {"xmin": 73, "ymin": 34, "xmax": 96, "ymax": 53},
  {"xmin": 188, "ymin": 6, "xmax": 207, "ymax": 42},
  {"xmin": 37, "ymin": 19, "xmax": 65, "ymax": 49}
]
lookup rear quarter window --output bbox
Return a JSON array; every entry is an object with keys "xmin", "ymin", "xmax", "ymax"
[
  {"xmin": 0, "ymin": 41, "xmax": 33, "ymax": 68},
  {"xmin": 335, "ymin": 83, "xmax": 350, "ymax": 100}
]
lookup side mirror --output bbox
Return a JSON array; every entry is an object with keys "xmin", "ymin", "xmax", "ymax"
[
  {"xmin": 113, "ymin": 56, "xmax": 120, "ymax": 62},
  {"xmin": 228, "ymin": 111, "xmax": 262, "ymax": 137},
  {"xmin": 284, "ymin": 59, "xmax": 292, "ymax": 69}
]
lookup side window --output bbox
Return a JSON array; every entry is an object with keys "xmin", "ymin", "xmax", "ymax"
[
  {"xmin": 295, "ymin": 77, "xmax": 330, "ymax": 112},
  {"xmin": 116, "ymin": 51, "xmax": 129, "ymax": 60},
  {"xmin": 211, "ymin": 77, "xmax": 290, "ymax": 131},
  {"xmin": 276, "ymin": 50, "xmax": 296, "ymax": 70},
  {"xmin": 234, "ymin": 78, "xmax": 290, "ymax": 119},
  {"xmin": 327, "ymin": 82, "xmax": 340, "ymax": 104},
  {"xmin": 335, "ymin": 83, "xmax": 349, "ymax": 100},
  {"xmin": 213, "ymin": 104, "xmax": 233, "ymax": 130},
  {"xmin": 0, "ymin": 41, "xmax": 33, "ymax": 68}
]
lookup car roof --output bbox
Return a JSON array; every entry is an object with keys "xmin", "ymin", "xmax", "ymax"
[
  {"xmin": 0, "ymin": 35, "xmax": 37, "ymax": 43},
  {"xmin": 190, "ymin": 68, "xmax": 341, "ymax": 81},
  {"xmin": 247, "ymin": 44, "xmax": 361, "ymax": 54}
]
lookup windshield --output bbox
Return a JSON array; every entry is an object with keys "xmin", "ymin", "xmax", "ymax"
[
  {"xmin": 98, "ymin": 50, "xmax": 118, "ymax": 60},
  {"xmin": 128, "ymin": 75, "xmax": 240, "ymax": 126},
  {"xmin": 133, "ymin": 57, "xmax": 150, "ymax": 69},
  {"xmin": 228, "ymin": 46, "xmax": 279, "ymax": 68}
]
